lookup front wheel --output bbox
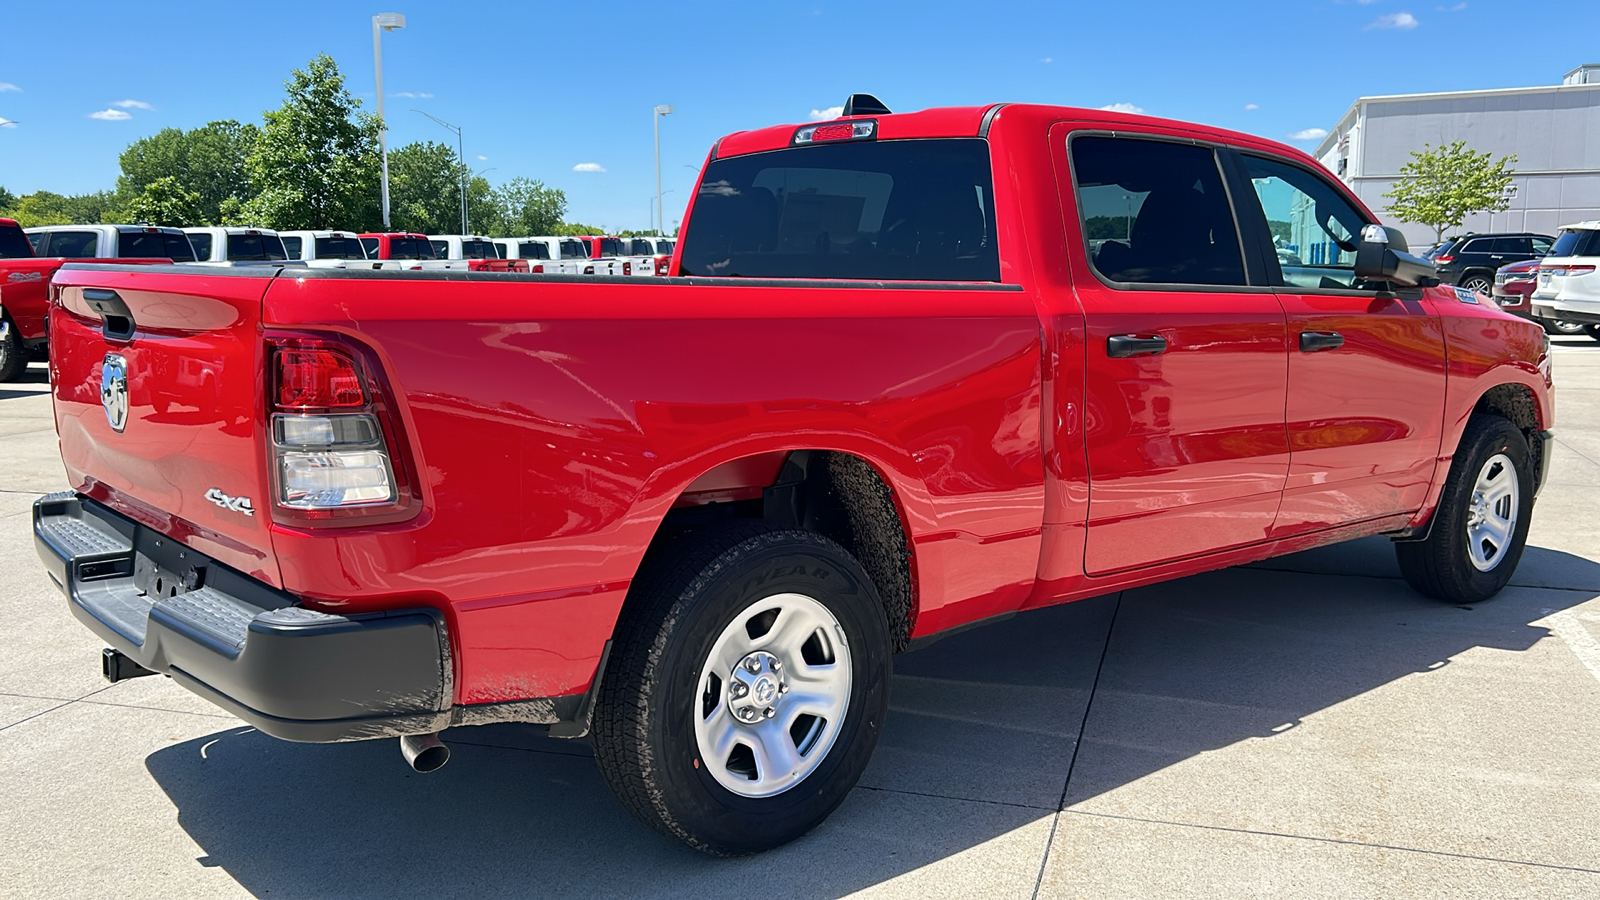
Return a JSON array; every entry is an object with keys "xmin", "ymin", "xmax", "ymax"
[
  {"xmin": 1459, "ymin": 274, "xmax": 1493, "ymax": 296},
  {"xmin": 592, "ymin": 524, "xmax": 892, "ymax": 855},
  {"xmin": 0, "ymin": 318, "xmax": 22, "ymax": 383},
  {"xmin": 1396, "ymin": 416, "xmax": 1533, "ymax": 602}
]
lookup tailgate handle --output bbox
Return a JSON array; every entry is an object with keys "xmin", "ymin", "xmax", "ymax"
[{"xmin": 83, "ymin": 289, "xmax": 136, "ymax": 342}]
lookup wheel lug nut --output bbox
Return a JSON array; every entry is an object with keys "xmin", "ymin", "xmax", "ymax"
[
  {"xmin": 745, "ymin": 658, "xmax": 761, "ymax": 673},
  {"xmin": 763, "ymin": 708, "xmax": 775, "ymax": 718},
  {"xmin": 778, "ymin": 683, "xmax": 789, "ymax": 694}
]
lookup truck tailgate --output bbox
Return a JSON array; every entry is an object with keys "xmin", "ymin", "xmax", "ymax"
[{"xmin": 50, "ymin": 265, "xmax": 282, "ymax": 586}]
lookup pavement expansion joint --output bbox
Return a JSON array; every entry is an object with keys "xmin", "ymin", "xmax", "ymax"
[{"xmin": 1061, "ymin": 810, "xmax": 1600, "ymax": 876}]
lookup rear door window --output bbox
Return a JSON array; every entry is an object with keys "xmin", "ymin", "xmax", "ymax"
[
  {"xmin": 678, "ymin": 138, "xmax": 999, "ymax": 281},
  {"xmin": 1070, "ymin": 136, "xmax": 1247, "ymax": 287},
  {"xmin": 46, "ymin": 231, "xmax": 99, "ymax": 258},
  {"xmin": 1459, "ymin": 238, "xmax": 1491, "ymax": 255},
  {"xmin": 1490, "ymin": 237, "xmax": 1533, "ymax": 256},
  {"xmin": 188, "ymin": 233, "xmax": 214, "ymax": 259},
  {"xmin": 361, "ymin": 237, "xmax": 380, "ymax": 257},
  {"xmin": 281, "ymin": 236, "xmax": 304, "ymax": 258},
  {"xmin": 430, "ymin": 240, "xmax": 450, "ymax": 258}
]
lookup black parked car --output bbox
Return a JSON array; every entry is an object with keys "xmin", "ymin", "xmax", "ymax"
[{"xmin": 1432, "ymin": 232, "xmax": 1554, "ymax": 294}]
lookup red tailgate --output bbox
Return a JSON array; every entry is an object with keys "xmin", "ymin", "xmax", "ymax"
[{"xmin": 50, "ymin": 267, "xmax": 282, "ymax": 586}]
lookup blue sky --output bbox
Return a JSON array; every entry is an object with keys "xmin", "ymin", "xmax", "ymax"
[{"xmin": 1, "ymin": 1, "xmax": 1594, "ymax": 232}]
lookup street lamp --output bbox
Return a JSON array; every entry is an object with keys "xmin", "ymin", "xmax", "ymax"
[
  {"xmin": 372, "ymin": 12, "xmax": 405, "ymax": 228},
  {"xmin": 654, "ymin": 104, "xmax": 673, "ymax": 236},
  {"xmin": 653, "ymin": 189, "xmax": 677, "ymax": 234},
  {"xmin": 413, "ymin": 109, "xmax": 468, "ymax": 234}
]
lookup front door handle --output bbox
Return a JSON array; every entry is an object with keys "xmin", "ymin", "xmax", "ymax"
[
  {"xmin": 1107, "ymin": 334, "xmax": 1168, "ymax": 358},
  {"xmin": 1299, "ymin": 331, "xmax": 1344, "ymax": 352}
]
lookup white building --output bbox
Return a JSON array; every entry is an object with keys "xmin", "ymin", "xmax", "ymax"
[{"xmin": 1315, "ymin": 65, "xmax": 1600, "ymax": 250}]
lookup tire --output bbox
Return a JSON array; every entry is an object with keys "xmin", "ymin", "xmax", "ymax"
[
  {"xmin": 592, "ymin": 523, "xmax": 893, "ymax": 855},
  {"xmin": 1585, "ymin": 324, "xmax": 1600, "ymax": 342},
  {"xmin": 1459, "ymin": 274, "xmax": 1493, "ymax": 296},
  {"xmin": 1543, "ymin": 319, "xmax": 1587, "ymax": 336},
  {"xmin": 1396, "ymin": 415, "xmax": 1533, "ymax": 603},
  {"xmin": 0, "ymin": 318, "xmax": 23, "ymax": 383}
]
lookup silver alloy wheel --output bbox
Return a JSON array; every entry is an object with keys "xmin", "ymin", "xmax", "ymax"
[
  {"xmin": 1461, "ymin": 276, "xmax": 1492, "ymax": 295},
  {"xmin": 693, "ymin": 592, "xmax": 852, "ymax": 798},
  {"xmin": 1465, "ymin": 452, "xmax": 1520, "ymax": 572}
]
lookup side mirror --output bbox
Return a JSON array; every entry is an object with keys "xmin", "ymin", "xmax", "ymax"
[{"xmin": 1354, "ymin": 224, "xmax": 1436, "ymax": 287}]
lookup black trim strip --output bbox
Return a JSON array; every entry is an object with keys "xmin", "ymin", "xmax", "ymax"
[
  {"xmin": 291, "ymin": 267, "xmax": 1026, "ymax": 291},
  {"xmin": 978, "ymin": 104, "xmax": 1007, "ymax": 137},
  {"xmin": 708, "ymin": 135, "xmax": 726, "ymax": 161},
  {"xmin": 60, "ymin": 262, "xmax": 282, "ymax": 278}
]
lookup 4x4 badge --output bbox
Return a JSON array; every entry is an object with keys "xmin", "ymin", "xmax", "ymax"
[
  {"xmin": 100, "ymin": 354, "xmax": 129, "ymax": 433},
  {"xmin": 205, "ymin": 488, "xmax": 255, "ymax": 517}
]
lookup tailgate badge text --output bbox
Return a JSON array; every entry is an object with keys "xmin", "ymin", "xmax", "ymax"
[{"xmin": 205, "ymin": 488, "xmax": 256, "ymax": 517}]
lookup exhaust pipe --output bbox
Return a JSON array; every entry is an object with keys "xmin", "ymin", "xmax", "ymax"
[{"xmin": 399, "ymin": 733, "xmax": 450, "ymax": 773}]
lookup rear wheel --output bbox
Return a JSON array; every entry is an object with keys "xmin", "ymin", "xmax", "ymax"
[
  {"xmin": 1395, "ymin": 416, "xmax": 1532, "ymax": 603},
  {"xmin": 1542, "ymin": 318, "xmax": 1587, "ymax": 336},
  {"xmin": 0, "ymin": 318, "xmax": 23, "ymax": 382},
  {"xmin": 592, "ymin": 524, "xmax": 892, "ymax": 855},
  {"xmin": 1459, "ymin": 274, "xmax": 1493, "ymax": 296}
]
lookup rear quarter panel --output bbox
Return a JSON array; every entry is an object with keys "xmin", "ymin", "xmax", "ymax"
[{"xmin": 263, "ymin": 273, "xmax": 1045, "ymax": 704}]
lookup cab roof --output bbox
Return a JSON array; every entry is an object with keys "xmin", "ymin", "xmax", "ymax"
[{"xmin": 712, "ymin": 103, "xmax": 1317, "ymax": 166}]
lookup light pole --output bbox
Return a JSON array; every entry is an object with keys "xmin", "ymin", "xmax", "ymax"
[
  {"xmin": 372, "ymin": 12, "xmax": 405, "ymax": 228},
  {"xmin": 654, "ymin": 189, "xmax": 676, "ymax": 234},
  {"xmin": 654, "ymin": 105, "xmax": 673, "ymax": 236},
  {"xmin": 413, "ymin": 109, "xmax": 467, "ymax": 234}
]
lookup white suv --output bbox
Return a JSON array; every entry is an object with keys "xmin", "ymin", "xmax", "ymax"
[{"xmin": 1531, "ymin": 221, "xmax": 1600, "ymax": 341}]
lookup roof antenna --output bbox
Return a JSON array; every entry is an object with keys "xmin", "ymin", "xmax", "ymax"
[{"xmin": 842, "ymin": 94, "xmax": 891, "ymax": 117}]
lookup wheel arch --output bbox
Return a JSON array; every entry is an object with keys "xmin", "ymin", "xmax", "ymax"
[{"xmin": 1471, "ymin": 382, "xmax": 1548, "ymax": 494}]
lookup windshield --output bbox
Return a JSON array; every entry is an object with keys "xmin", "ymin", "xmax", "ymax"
[
  {"xmin": 560, "ymin": 240, "xmax": 588, "ymax": 259},
  {"xmin": 1549, "ymin": 229, "xmax": 1600, "ymax": 258},
  {"xmin": 389, "ymin": 237, "xmax": 436, "ymax": 259},
  {"xmin": 461, "ymin": 240, "xmax": 497, "ymax": 259},
  {"xmin": 678, "ymin": 138, "xmax": 999, "ymax": 281},
  {"xmin": 226, "ymin": 233, "xmax": 288, "ymax": 261},
  {"xmin": 517, "ymin": 241, "xmax": 551, "ymax": 259},
  {"xmin": 119, "ymin": 230, "xmax": 196, "ymax": 262},
  {"xmin": 316, "ymin": 236, "xmax": 366, "ymax": 260}
]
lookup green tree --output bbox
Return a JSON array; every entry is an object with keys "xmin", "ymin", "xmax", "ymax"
[
  {"xmin": 488, "ymin": 177, "xmax": 566, "ymax": 236},
  {"xmin": 239, "ymin": 54, "xmax": 381, "ymax": 231},
  {"xmin": 3, "ymin": 190, "xmax": 122, "ymax": 227},
  {"xmin": 124, "ymin": 176, "xmax": 204, "ymax": 227},
  {"xmin": 1383, "ymin": 141, "xmax": 1517, "ymax": 245},
  {"xmin": 118, "ymin": 120, "xmax": 258, "ymax": 225},
  {"xmin": 553, "ymin": 222, "xmax": 604, "ymax": 236},
  {"xmin": 388, "ymin": 140, "xmax": 467, "ymax": 234},
  {"xmin": 0, "ymin": 185, "xmax": 17, "ymax": 215}
]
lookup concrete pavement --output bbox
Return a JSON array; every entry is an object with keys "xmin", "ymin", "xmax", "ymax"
[{"xmin": 2, "ymin": 339, "xmax": 1598, "ymax": 898}]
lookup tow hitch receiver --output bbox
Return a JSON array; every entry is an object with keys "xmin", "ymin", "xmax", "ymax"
[{"xmin": 102, "ymin": 648, "xmax": 155, "ymax": 683}]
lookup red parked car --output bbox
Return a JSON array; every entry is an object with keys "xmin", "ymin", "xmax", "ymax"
[{"xmin": 35, "ymin": 98, "xmax": 1552, "ymax": 854}]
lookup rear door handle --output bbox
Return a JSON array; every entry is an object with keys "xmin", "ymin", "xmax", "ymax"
[
  {"xmin": 1299, "ymin": 331, "xmax": 1344, "ymax": 352},
  {"xmin": 1107, "ymin": 335, "xmax": 1168, "ymax": 358}
]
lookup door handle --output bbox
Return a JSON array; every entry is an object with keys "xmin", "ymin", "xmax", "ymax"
[
  {"xmin": 1107, "ymin": 334, "xmax": 1168, "ymax": 358},
  {"xmin": 1299, "ymin": 331, "xmax": 1344, "ymax": 352}
]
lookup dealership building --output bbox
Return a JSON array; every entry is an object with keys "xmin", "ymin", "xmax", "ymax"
[{"xmin": 1314, "ymin": 65, "xmax": 1600, "ymax": 250}]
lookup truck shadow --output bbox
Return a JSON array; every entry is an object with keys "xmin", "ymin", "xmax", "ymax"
[
  {"xmin": 143, "ymin": 538, "xmax": 1600, "ymax": 898},
  {"xmin": 0, "ymin": 362, "xmax": 52, "ymax": 401}
]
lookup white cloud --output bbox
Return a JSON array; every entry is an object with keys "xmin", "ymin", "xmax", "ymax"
[
  {"xmin": 809, "ymin": 106, "xmax": 844, "ymax": 121},
  {"xmin": 1245, "ymin": 103, "xmax": 1260, "ymax": 111},
  {"xmin": 393, "ymin": 91, "xmax": 434, "ymax": 99},
  {"xmin": 572, "ymin": 162, "xmax": 607, "ymax": 173},
  {"xmin": 0, "ymin": 82, "xmax": 19, "ymax": 93},
  {"xmin": 113, "ymin": 99, "xmax": 154, "ymax": 110},
  {"xmin": 1287, "ymin": 127, "xmax": 1329, "ymax": 141},
  {"xmin": 1041, "ymin": 57, "xmax": 1053, "ymax": 63},
  {"xmin": 1100, "ymin": 103, "xmax": 1146, "ymax": 114},
  {"xmin": 0, "ymin": 117, "xmax": 17, "ymax": 129},
  {"xmin": 89, "ymin": 109, "xmax": 132, "ymax": 121},
  {"xmin": 1367, "ymin": 11, "xmax": 1420, "ymax": 29},
  {"xmin": 476, "ymin": 154, "xmax": 488, "ymax": 161}
]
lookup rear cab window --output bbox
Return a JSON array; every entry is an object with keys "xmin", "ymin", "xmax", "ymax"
[
  {"xmin": 188, "ymin": 233, "xmax": 214, "ymax": 259},
  {"xmin": 390, "ymin": 237, "xmax": 435, "ymax": 259},
  {"xmin": 281, "ymin": 236, "xmax": 304, "ymax": 258},
  {"xmin": 0, "ymin": 224, "xmax": 33, "ymax": 258},
  {"xmin": 518, "ymin": 241, "xmax": 551, "ymax": 260},
  {"xmin": 361, "ymin": 237, "xmax": 380, "ymax": 257},
  {"xmin": 45, "ymin": 231, "xmax": 100, "ymax": 258},
  {"xmin": 315, "ymin": 236, "xmax": 365, "ymax": 259},
  {"xmin": 119, "ymin": 231, "xmax": 198, "ymax": 262},
  {"xmin": 461, "ymin": 240, "xmax": 497, "ymax": 259},
  {"xmin": 226, "ymin": 233, "xmax": 288, "ymax": 261},
  {"xmin": 598, "ymin": 238, "xmax": 623, "ymax": 257},
  {"xmin": 678, "ymin": 138, "xmax": 999, "ymax": 282},
  {"xmin": 560, "ymin": 240, "xmax": 588, "ymax": 259},
  {"xmin": 430, "ymin": 240, "xmax": 450, "ymax": 258}
]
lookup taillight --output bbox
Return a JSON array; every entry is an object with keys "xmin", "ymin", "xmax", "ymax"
[
  {"xmin": 584, "ymin": 265, "xmax": 595, "ymax": 275},
  {"xmin": 266, "ymin": 334, "xmax": 419, "ymax": 525},
  {"xmin": 1544, "ymin": 264, "xmax": 1595, "ymax": 276},
  {"xmin": 531, "ymin": 264, "xmax": 544, "ymax": 273},
  {"xmin": 623, "ymin": 261, "xmax": 632, "ymax": 276},
  {"xmin": 793, "ymin": 119, "xmax": 876, "ymax": 145},
  {"xmin": 1435, "ymin": 255, "xmax": 1454, "ymax": 264},
  {"xmin": 656, "ymin": 257, "xmax": 669, "ymax": 276}
]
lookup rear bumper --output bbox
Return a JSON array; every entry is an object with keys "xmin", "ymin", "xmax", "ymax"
[
  {"xmin": 1532, "ymin": 302, "xmax": 1600, "ymax": 325},
  {"xmin": 33, "ymin": 492, "xmax": 453, "ymax": 742}
]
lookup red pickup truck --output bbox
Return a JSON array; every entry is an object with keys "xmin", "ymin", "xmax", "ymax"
[
  {"xmin": 33, "ymin": 100, "xmax": 1553, "ymax": 855},
  {"xmin": 0, "ymin": 220, "xmax": 184, "ymax": 380}
]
